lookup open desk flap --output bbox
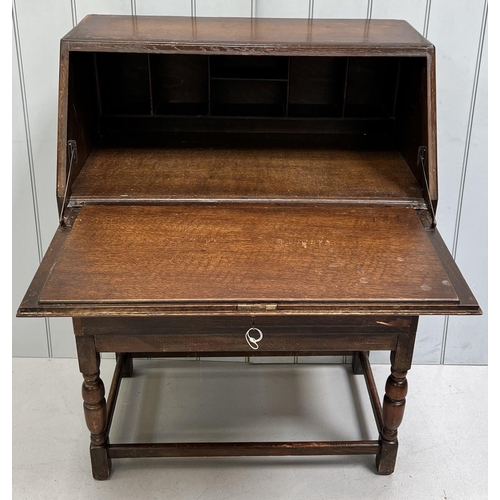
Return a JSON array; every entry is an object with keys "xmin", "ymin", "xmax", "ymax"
[{"xmin": 18, "ymin": 204, "xmax": 480, "ymax": 317}]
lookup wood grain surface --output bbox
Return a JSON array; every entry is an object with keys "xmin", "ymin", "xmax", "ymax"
[
  {"xmin": 81, "ymin": 316, "xmax": 414, "ymax": 336},
  {"xmin": 39, "ymin": 203, "xmax": 457, "ymax": 305},
  {"xmin": 70, "ymin": 148, "xmax": 424, "ymax": 205},
  {"xmin": 62, "ymin": 16, "xmax": 432, "ymax": 52}
]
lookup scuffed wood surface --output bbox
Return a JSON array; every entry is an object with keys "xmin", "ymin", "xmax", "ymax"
[
  {"xmin": 40, "ymin": 203, "xmax": 457, "ymax": 305},
  {"xmin": 63, "ymin": 16, "xmax": 432, "ymax": 51},
  {"xmin": 70, "ymin": 148, "xmax": 424, "ymax": 205}
]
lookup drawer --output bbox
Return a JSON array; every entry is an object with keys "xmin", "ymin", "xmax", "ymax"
[{"xmin": 81, "ymin": 316, "xmax": 415, "ymax": 355}]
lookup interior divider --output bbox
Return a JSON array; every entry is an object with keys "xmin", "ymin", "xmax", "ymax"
[
  {"xmin": 93, "ymin": 53, "xmax": 103, "ymax": 116},
  {"xmin": 392, "ymin": 58, "xmax": 402, "ymax": 118},
  {"xmin": 92, "ymin": 53, "xmax": 405, "ymax": 122},
  {"xmin": 342, "ymin": 58, "xmax": 350, "ymax": 118},
  {"xmin": 147, "ymin": 54, "xmax": 154, "ymax": 116},
  {"xmin": 285, "ymin": 56, "xmax": 291, "ymax": 117},
  {"xmin": 207, "ymin": 55, "xmax": 211, "ymax": 116}
]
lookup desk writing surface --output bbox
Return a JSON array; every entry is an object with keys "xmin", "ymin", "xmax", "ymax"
[{"xmin": 39, "ymin": 204, "xmax": 457, "ymax": 306}]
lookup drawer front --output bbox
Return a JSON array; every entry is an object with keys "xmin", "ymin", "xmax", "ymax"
[{"xmin": 83, "ymin": 316, "xmax": 414, "ymax": 355}]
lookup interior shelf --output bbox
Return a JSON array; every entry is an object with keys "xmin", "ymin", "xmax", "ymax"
[
  {"xmin": 210, "ymin": 55, "xmax": 289, "ymax": 80},
  {"xmin": 94, "ymin": 53, "xmax": 401, "ymax": 119},
  {"xmin": 70, "ymin": 146, "xmax": 424, "ymax": 205}
]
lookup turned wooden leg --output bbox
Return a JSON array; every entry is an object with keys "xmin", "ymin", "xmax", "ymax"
[
  {"xmin": 75, "ymin": 328, "xmax": 111, "ymax": 480},
  {"xmin": 376, "ymin": 367, "xmax": 407, "ymax": 474},
  {"xmin": 376, "ymin": 328, "xmax": 416, "ymax": 475},
  {"xmin": 352, "ymin": 351, "xmax": 368, "ymax": 374},
  {"xmin": 118, "ymin": 353, "xmax": 133, "ymax": 378}
]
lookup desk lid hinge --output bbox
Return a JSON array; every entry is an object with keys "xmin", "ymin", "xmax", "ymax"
[
  {"xmin": 237, "ymin": 303, "xmax": 278, "ymax": 312},
  {"xmin": 417, "ymin": 145, "xmax": 436, "ymax": 229}
]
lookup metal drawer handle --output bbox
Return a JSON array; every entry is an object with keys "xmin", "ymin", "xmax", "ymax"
[{"xmin": 245, "ymin": 327, "xmax": 263, "ymax": 350}]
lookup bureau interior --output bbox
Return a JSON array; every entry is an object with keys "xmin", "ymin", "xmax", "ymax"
[{"xmin": 65, "ymin": 52, "xmax": 431, "ymax": 206}]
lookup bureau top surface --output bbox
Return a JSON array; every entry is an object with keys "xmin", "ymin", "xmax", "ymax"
[{"xmin": 62, "ymin": 15, "xmax": 432, "ymax": 51}]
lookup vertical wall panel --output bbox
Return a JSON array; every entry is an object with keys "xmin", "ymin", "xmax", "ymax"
[
  {"xmin": 14, "ymin": 0, "xmax": 72, "ymax": 254},
  {"xmin": 12, "ymin": 29, "xmax": 48, "ymax": 358},
  {"xmin": 255, "ymin": 0, "xmax": 309, "ymax": 18},
  {"xmin": 196, "ymin": 0, "xmax": 251, "ymax": 17},
  {"xmin": 47, "ymin": 319, "xmax": 75, "ymax": 358},
  {"xmin": 410, "ymin": 317, "xmax": 448, "ymax": 364},
  {"xmin": 136, "ymin": 1, "xmax": 191, "ymax": 16},
  {"xmin": 371, "ymin": 0, "xmax": 427, "ymax": 33},
  {"xmin": 426, "ymin": 0, "xmax": 487, "ymax": 365},
  {"xmin": 314, "ymin": 1, "xmax": 369, "ymax": 19},
  {"xmin": 75, "ymin": 0, "xmax": 131, "ymax": 21},
  {"xmin": 426, "ymin": 1, "xmax": 485, "ymax": 250},
  {"xmin": 445, "ymin": 22, "xmax": 487, "ymax": 365},
  {"xmin": 14, "ymin": 0, "xmax": 74, "ymax": 357}
]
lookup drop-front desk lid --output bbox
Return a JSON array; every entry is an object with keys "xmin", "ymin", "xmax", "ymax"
[{"xmin": 18, "ymin": 203, "xmax": 479, "ymax": 317}]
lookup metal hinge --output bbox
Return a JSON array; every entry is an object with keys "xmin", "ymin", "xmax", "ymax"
[
  {"xmin": 59, "ymin": 140, "xmax": 78, "ymax": 226},
  {"xmin": 237, "ymin": 303, "xmax": 277, "ymax": 312},
  {"xmin": 415, "ymin": 209, "xmax": 434, "ymax": 230},
  {"xmin": 417, "ymin": 145, "xmax": 436, "ymax": 228}
]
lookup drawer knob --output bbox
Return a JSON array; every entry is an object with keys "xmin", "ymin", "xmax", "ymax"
[{"xmin": 245, "ymin": 327, "xmax": 263, "ymax": 350}]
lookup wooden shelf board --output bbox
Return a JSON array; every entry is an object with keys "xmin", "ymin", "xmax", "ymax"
[{"xmin": 70, "ymin": 148, "xmax": 424, "ymax": 205}]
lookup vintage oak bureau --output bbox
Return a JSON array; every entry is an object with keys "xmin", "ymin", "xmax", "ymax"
[{"xmin": 18, "ymin": 15, "xmax": 480, "ymax": 480}]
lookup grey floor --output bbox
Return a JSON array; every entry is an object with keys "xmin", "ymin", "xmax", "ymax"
[{"xmin": 13, "ymin": 358, "xmax": 487, "ymax": 500}]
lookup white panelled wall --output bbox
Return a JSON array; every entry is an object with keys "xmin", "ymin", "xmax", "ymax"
[{"xmin": 12, "ymin": 0, "xmax": 488, "ymax": 364}]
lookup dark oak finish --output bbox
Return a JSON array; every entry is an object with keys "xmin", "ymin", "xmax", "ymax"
[
  {"xmin": 81, "ymin": 315, "xmax": 414, "ymax": 335},
  {"xmin": 55, "ymin": 16, "xmax": 439, "ymax": 216},
  {"xmin": 376, "ymin": 331, "xmax": 416, "ymax": 474},
  {"xmin": 70, "ymin": 148, "xmax": 424, "ymax": 205},
  {"xmin": 17, "ymin": 15, "xmax": 480, "ymax": 479},
  {"xmin": 39, "ymin": 204, "xmax": 458, "ymax": 306},
  {"xmin": 75, "ymin": 330, "xmax": 110, "ymax": 480},
  {"xmin": 63, "ymin": 16, "xmax": 432, "ymax": 51},
  {"xmin": 108, "ymin": 441, "xmax": 380, "ymax": 459},
  {"xmin": 93, "ymin": 333, "xmax": 399, "ymax": 354},
  {"xmin": 358, "ymin": 351, "xmax": 383, "ymax": 434}
]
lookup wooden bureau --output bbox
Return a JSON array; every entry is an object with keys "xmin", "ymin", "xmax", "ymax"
[{"xmin": 17, "ymin": 15, "xmax": 480, "ymax": 479}]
